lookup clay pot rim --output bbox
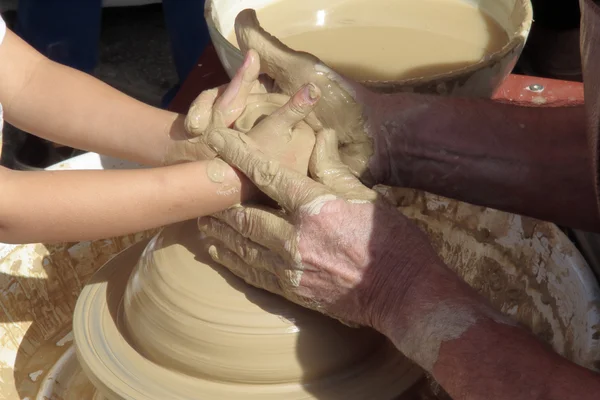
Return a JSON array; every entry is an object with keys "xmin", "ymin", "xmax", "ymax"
[{"xmin": 204, "ymin": 0, "xmax": 533, "ymax": 88}]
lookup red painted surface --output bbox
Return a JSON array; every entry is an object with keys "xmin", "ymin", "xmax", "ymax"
[
  {"xmin": 169, "ymin": 45, "xmax": 230, "ymax": 114},
  {"xmin": 492, "ymin": 74, "xmax": 584, "ymax": 107},
  {"xmin": 168, "ymin": 45, "xmax": 586, "ymax": 114}
]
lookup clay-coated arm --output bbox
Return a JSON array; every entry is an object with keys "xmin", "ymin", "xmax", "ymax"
[
  {"xmin": 0, "ymin": 29, "xmax": 195, "ymax": 166},
  {"xmin": 0, "ymin": 161, "xmax": 255, "ymax": 244},
  {"xmin": 370, "ymin": 95, "xmax": 599, "ymax": 231},
  {"xmin": 379, "ymin": 259, "xmax": 600, "ymax": 400}
]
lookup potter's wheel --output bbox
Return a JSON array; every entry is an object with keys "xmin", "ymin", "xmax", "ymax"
[{"xmin": 73, "ymin": 221, "xmax": 422, "ymax": 399}]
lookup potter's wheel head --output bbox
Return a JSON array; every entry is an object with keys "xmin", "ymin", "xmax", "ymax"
[{"xmin": 73, "ymin": 221, "xmax": 422, "ymax": 399}]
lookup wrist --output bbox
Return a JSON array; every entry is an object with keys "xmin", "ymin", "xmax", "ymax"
[
  {"xmin": 205, "ymin": 158, "xmax": 261, "ymax": 203},
  {"xmin": 376, "ymin": 259, "xmax": 503, "ymax": 370},
  {"xmin": 363, "ymin": 215, "xmax": 442, "ymax": 332},
  {"xmin": 367, "ymin": 92, "xmax": 439, "ymax": 187},
  {"xmin": 231, "ymin": 166, "xmax": 262, "ymax": 203}
]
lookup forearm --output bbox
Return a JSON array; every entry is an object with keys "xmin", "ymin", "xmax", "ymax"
[
  {"xmin": 371, "ymin": 94, "xmax": 599, "ymax": 230},
  {"xmin": 0, "ymin": 31, "xmax": 202, "ymax": 166},
  {"xmin": 7, "ymin": 57, "xmax": 185, "ymax": 166},
  {"xmin": 0, "ymin": 162, "xmax": 255, "ymax": 244},
  {"xmin": 379, "ymin": 258, "xmax": 600, "ymax": 400}
]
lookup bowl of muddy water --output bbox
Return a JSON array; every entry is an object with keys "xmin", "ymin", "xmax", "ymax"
[{"xmin": 205, "ymin": 0, "xmax": 532, "ymax": 97}]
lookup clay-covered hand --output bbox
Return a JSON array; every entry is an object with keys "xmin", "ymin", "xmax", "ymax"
[
  {"xmin": 198, "ymin": 126, "xmax": 437, "ymax": 328},
  {"xmin": 164, "ymin": 50, "xmax": 264, "ymax": 164},
  {"xmin": 234, "ymin": 9, "xmax": 380, "ymax": 183},
  {"xmin": 232, "ymin": 88, "xmax": 321, "ymax": 174}
]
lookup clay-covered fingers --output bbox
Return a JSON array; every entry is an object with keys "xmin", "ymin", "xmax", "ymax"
[
  {"xmin": 199, "ymin": 216, "xmax": 285, "ymax": 274},
  {"xmin": 185, "ymin": 86, "xmax": 224, "ymax": 137},
  {"xmin": 243, "ymin": 92, "xmax": 321, "ymax": 130},
  {"xmin": 310, "ymin": 129, "xmax": 378, "ymax": 202},
  {"xmin": 233, "ymin": 9, "xmax": 351, "ymax": 108},
  {"xmin": 205, "ymin": 128, "xmax": 332, "ymax": 213},
  {"xmin": 234, "ymin": 10, "xmax": 320, "ymax": 87},
  {"xmin": 210, "ymin": 49, "xmax": 261, "ymax": 128},
  {"xmin": 205, "ymin": 239, "xmax": 284, "ymax": 296},
  {"xmin": 185, "ymin": 49, "xmax": 261, "ymax": 136},
  {"xmin": 252, "ymin": 83, "xmax": 321, "ymax": 135},
  {"xmin": 210, "ymin": 206, "xmax": 295, "ymax": 256}
]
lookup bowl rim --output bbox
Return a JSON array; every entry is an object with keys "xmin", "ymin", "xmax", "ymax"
[{"xmin": 204, "ymin": 0, "xmax": 534, "ymax": 86}]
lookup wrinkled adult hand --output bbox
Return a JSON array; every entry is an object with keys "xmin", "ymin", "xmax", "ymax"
[
  {"xmin": 197, "ymin": 126, "xmax": 436, "ymax": 328},
  {"xmin": 234, "ymin": 9, "xmax": 379, "ymax": 183}
]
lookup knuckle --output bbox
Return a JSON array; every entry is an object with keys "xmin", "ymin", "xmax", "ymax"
[
  {"xmin": 251, "ymin": 159, "xmax": 281, "ymax": 187},
  {"xmin": 245, "ymin": 246, "xmax": 260, "ymax": 264}
]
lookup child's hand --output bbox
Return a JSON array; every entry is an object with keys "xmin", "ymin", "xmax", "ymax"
[
  {"xmin": 165, "ymin": 50, "xmax": 264, "ymax": 165},
  {"xmin": 232, "ymin": 88, "xmax": 319, "ymax": 175},
  {"xmin": 185, "ymin": 50, "xmax": 321, "ymax": 177},
  {"xmin": 184, "ymin": 49, "xmax": 263, "ymax": 137},
  {"xmin": 204, "ymin": 82, "xmax": 321, "ymax": 178}
]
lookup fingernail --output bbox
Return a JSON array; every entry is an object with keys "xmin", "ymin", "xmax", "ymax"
[
  {"xmin": 206, "ymin": 130, "xmax": 226, "ymax": 152},
  {"xmin": 307, "ymin": 83, "xmax": 319, "ymax": 101}
]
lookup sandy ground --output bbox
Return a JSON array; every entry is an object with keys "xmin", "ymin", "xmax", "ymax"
[{"xmin": 0, "ymin": 4, "xmax": 178, "ymax": 169}]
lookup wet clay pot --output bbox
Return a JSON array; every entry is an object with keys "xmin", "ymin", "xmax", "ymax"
[{"xmin": 205, "ymin": 0, "xmax": 533, "ymax": 97}]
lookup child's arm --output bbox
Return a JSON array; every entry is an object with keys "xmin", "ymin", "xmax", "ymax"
[
  {"xmin": 0, "ymin": 78, "xmax": 319, "ymax": 244},
  {"xmin": 0, "ymin": 161, "xmax": 253, "ymax": 244},
  {"xmin": 0, "ymin": 28, "xmax": 236, "ymax": 166}
]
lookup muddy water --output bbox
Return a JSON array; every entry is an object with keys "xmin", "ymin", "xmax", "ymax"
[{"xmin": 229, "ymin": 0, "xmax": 509, "ymax": 81}]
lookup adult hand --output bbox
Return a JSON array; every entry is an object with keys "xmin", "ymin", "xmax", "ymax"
[
  {"xmin": 234, "ymin": 9, "xmax": 382, "ymax": 183},
  {"xmin": 197, "ymin": 126, "xmax": 438, "ymax": 328}
]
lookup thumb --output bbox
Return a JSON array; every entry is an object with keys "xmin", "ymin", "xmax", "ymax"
[
  {"xmin": 185, "ymin": 86, "xmax": 223, "ymax": 137},
  {"xmin": 234, "ymin": 9, "xmax": 319, "ymax": 92},
  {"xmin": 310, "ymin": 129, "xmax": 377, "ymax": 202}
]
